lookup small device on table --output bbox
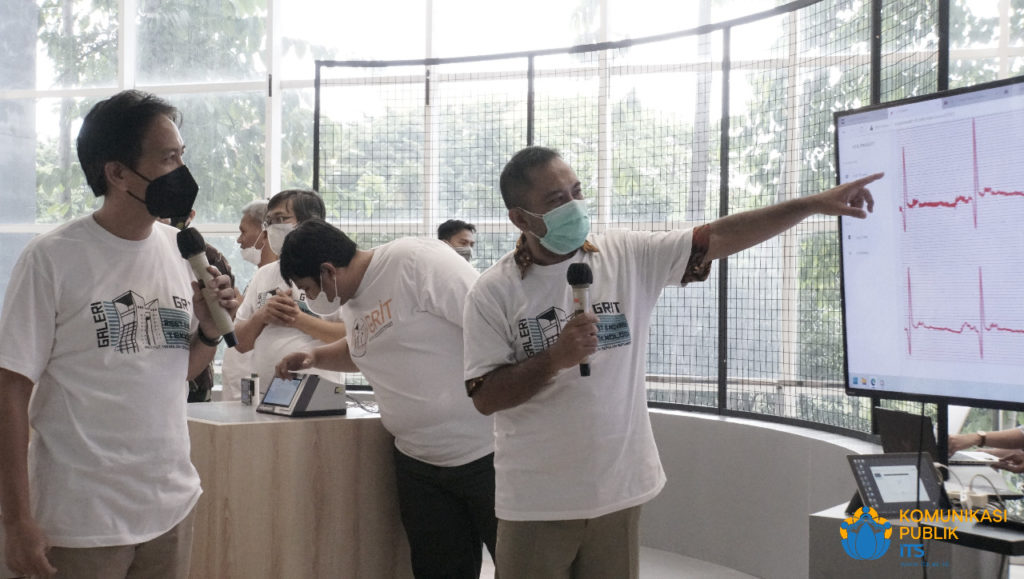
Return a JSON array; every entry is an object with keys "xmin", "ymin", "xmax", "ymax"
[
  {"xmin": 847, "ymin": 452, "xmax": 950, "ymax": 517},
  {"xmin": 240, "ymin": 375, "xmax": 257, "ymax": 406},
  {"xmin": 256, "ymin": 374, "xmax": 346, "ymax": 417}
]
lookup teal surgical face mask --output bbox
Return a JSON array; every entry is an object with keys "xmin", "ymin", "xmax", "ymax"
[{"xmin": 522, "ymin": 199, "xmax": 590, "ymax": 255}]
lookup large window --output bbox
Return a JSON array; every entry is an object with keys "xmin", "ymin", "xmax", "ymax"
[{"xmin": 2, "ymin": 0, "xmax": 1023, "ymax": 435}]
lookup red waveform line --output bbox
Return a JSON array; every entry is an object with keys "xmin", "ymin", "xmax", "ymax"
[
  {"xmin": 972, "ymin": 118, "xmax": 979, "ymax": 228},
  {"xmin": 901, "ymin": 148, "xmax": 908, "ymax": 232},
  {"xmin": 899, "ymin": 119, "xmax": 1024, "ymax": 229},
  {"xmin": 979, "ymin": 265, "xmax": 986, "ymax": 358},
  {"xmin": 899, "ymin": 188, "xmax": 1024, "ymax": 219},
  {"xmin": 982, "ymin": 187, "xmax": 1024, "ymax": 199},
  {"xmin": 904, "ymin": 267, "xmax": 1024, "ymax": 359},
  {"xmin": 904, "ymin": 195, "xmax": 975, "ymax": 209}
]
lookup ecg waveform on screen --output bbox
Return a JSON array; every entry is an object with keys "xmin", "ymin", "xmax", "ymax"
[
  {"xmin": 898, "ymin": 118, "xmax": 1024, "ymax": 231},
  {"xmin": 904, "ymin": 267, "xmax": 1024, "ymax": 360}
]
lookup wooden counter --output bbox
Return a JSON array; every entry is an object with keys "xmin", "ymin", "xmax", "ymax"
[{"xmin": 187, "ymin": 402, "xmax": 412, "ymax": 579}]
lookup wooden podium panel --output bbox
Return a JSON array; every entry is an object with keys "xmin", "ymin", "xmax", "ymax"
[{"xmin": 187, "ymin": 403, "xmax": 412, "ymax": 579}]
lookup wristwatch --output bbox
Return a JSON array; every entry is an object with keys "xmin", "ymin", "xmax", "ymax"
[
  {"xmin": 196, "ymin": 329, "xmax": 223, "ymax": 347},
  {"xmin": 977, "ymin": 431, "xmax": 988, "ymax": 447}
]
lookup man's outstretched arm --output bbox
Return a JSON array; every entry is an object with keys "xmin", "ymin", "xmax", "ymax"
[{"xmin": 704, "ymin": 173, "xmax": 882, "ymax": 263}]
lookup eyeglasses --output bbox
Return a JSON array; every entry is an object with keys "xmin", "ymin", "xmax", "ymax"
[{"xmin": 262, "ymin": 213, "xmax": 296, "ymax": 228}]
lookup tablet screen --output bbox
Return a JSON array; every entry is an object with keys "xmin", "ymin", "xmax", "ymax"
[
  {"xmin": 848, "ymin": 453, "xmax": 948, "ymax": 516},
  {"xmin": 262, "ymin": 376, "xmax": 302, "ymax": 407}
]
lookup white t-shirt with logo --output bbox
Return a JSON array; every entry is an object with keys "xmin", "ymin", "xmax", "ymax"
[
  {"xmin": 341, "ymin": 237, "xmax": 494, "ymax": 467},
  {"xmin": 0, "ymin": 217, "xmax": 201, "ymax": 547},
  {"xmin": 235, "ymin": 261, "xmax": 343, "ymax": 390},
  {"xmin": 464, "ymin": 229, "xmax": 696, "ymax": 521}
]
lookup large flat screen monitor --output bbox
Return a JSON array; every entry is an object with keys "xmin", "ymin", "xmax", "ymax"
[{"xmin": 836, "ymin": 75, "xmax": 1024, "ymax": 408}]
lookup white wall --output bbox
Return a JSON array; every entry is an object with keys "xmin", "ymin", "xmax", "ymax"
[{"xmin": 640, "ymin": 409, "xmax": 880, "ymax": 579}]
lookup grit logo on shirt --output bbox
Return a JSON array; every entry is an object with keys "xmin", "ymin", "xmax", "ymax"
[
  {"xmin": 90, "ymin": 290, "xmax": 191, "ymax": 352},
  {"xmin": 517, "ymin": 301, "xmax": 631, "ymax": 358},
  {"xmin": 349, "ymin": 298, "xmax": 394, "ymax": 358}
]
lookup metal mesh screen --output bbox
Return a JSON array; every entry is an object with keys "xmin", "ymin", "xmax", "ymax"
[{"xmin": 314, "ymin": 0, "xmax": 949, "ymax": 435}]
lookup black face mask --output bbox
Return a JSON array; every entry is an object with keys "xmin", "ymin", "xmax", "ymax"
[{"xmin": 126, "ymin": 165, "xmax": 199, "ymax": 226}]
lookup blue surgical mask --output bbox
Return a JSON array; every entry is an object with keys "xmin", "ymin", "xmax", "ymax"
[{"xmin": 522, "ymin": 199, "xmax": 590, "ymax": 255}]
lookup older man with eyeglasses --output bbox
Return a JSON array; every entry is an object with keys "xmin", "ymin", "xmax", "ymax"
[{"xmin": 232, "ymin": 189, "xmax": 346, "ymax": 393}]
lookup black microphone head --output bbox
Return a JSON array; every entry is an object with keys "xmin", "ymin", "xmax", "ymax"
[
  {"xmin": 567, "ymin": 262, "xmax": 593, "ymax": 286},
  {"xmin": 176, "ymin": 227, "xmax": 207, "ymax": 259}
]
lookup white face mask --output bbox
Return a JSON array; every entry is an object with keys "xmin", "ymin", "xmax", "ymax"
[
  {"xmin": 266, "ymin": 223, "xmax": 295, "ymax": 255},
  {"xmin": 241, "ymin": 245, "xmax": 262, "ymax": 265},
  {"xmin": 307, "ymin": 270, "xmax": 341, "ymax": 316},
  {"xmin": 240, "ymin": 237, "xmax": 265, "ymax": 266},
  {"xmin": 453, "ymin": 245, "xmax": 473, "ymax": 262}
]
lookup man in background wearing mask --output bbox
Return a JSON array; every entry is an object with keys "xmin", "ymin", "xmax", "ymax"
[
  {"xmin": 0, "ymin": 90, "xmax": 237, "ymax": 578},
  {"xmin": 463, "ymin": 146, "xmax": 882, "ymax": 579},
  {"xmin": 273, "ymin": 219, "xmax": 497, "ymax": 579},
  {"xmin": 237, "ymin": 199, "xmax": 275, "ymax": 269},
  {"xmin": 232, "ymin": 189, "xmax": 346, "ymax": 393},
  {"xmin": 220, "ymin": 199, "xmax": 271, "ymax": 400},
  {"xmin": 438, "ymin": 219, "xmax": 476, "ymax": 262}
]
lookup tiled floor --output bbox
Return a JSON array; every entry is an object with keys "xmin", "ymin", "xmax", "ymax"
[
  {"xmin": 479, "ymin": 547, "xmax": 757, "ymax": 578},
  {"xmin": 483, "ymin": 549, "xmax": 1024, "ymax": 578}
]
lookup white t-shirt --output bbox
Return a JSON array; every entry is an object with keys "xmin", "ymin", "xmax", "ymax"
[
  {"xmin": 220, "ymin": 279, "xmax": 259, "ymax": 400},
  {"xmin": 464, "ymin": 229, "xmax": 696, "ymax": 521},
  {"xmin": 341, "ymin": 237, "xmax": 494, "ymax": 467},
  {"xmin": 235, "ymin": 261, "xmax": 343, "ymax": 391},
  {"xmin": 0, "ymin": 216, "xmax": 201, "ymax": 547}
]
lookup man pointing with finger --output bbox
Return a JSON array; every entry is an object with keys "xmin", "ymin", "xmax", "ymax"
[{"xmin": 462, "ymin": 145, "xmax": 882, "ymax": 579}]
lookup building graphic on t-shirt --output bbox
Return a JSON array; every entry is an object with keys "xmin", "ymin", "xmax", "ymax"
[
  {"xmin": 112, "ymin": 290, "xmax": 164, "ymax": 352},
  {"xmin": 90, "ymin": 291, "xmax": 191, "ymax": 352},
  {"xmin": 518, "ymin": 306, "xmax": 633, "ymax": 358},
  {"xmin": 518, "ymin": 306, "xmax": 566, "ymax": 358}
]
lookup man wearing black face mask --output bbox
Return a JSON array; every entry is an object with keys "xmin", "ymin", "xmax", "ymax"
[{"xmin": 0, "ymin": 90, "xmax": 237, "ymax": 579}]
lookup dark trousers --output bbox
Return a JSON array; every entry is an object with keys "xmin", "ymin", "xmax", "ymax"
[{"xmin": 393, "ymin": 448, "xmax": 498, "ymax": 579}]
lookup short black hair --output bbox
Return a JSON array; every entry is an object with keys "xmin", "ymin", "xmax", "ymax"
[
  {"xmin": 279, "ymin": 219, "xmax": 358, "ymax": 284},
  {"xmin": 437, "ymin": 219, "xmax": 476, "ymax": 241},
  {"xmin": 498, "ymin": 146, "xmax": 561, "ymax": 209},
  {"xmin": 267, "ymin": 189, "xmax": 326, "ymax": 223},
  {"xmin": 77, "ymin": 90, "xmax": 181, "ymax": 197}
]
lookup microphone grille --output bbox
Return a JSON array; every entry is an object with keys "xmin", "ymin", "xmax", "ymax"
[
  {"xmin": 567, "ymin": 262, "xmax": 593, "ymax": 286},
  {"xmin": 176, "ymin": 227, "xmax": 207, "ymax": 258}
]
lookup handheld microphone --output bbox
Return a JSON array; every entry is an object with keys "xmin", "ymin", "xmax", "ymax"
[
  {"xmin": 177, "ymin": 227, "xmax": 237, "ymax": 348},
  {"xmin": 567, "ymin": 262, "xmax": 593, "ymax": 377}
]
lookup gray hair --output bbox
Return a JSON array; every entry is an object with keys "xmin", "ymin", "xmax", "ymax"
[{"xmin": 241, "ymin": 199, "xmax": 269, "ymax": 224}]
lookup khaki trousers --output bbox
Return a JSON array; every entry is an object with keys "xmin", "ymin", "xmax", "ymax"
[
  {"xmin": 496, "ymin": 505, "xmax": 641, "ymax": 579},
  {"xmin": 38, "ymin": 506, "xmax": 195, "ymax": 579}
]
